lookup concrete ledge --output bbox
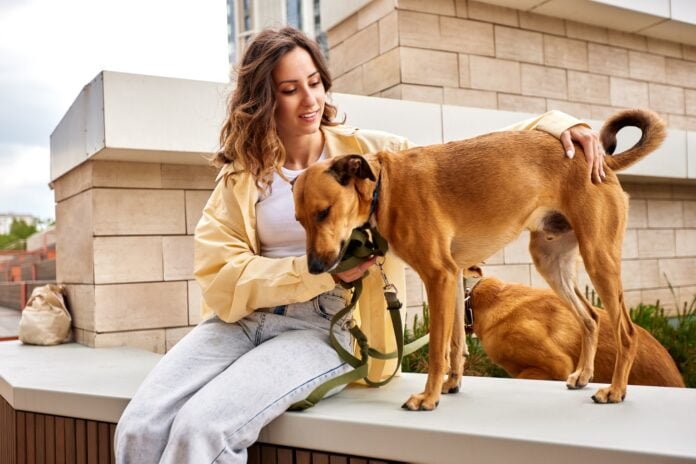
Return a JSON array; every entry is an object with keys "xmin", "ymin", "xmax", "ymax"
[{"xmin": 0, "ymin": 340, "xmax": 694, "ymax": 463}]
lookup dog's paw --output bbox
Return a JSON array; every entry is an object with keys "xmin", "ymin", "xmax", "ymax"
[
  {"xmin": 566, "ymin": 369, "xmax": 593, "ymax": 390},
  {"xmin": 591, "ymin": 386, "xmax": 626, "ymax": 404},
  {"xmin": 401, "ymin": 393, "xmax": 440, "ymax": 411},
  {"xmin": 441, "ymin": 377, "xmax": 461, "ymax": 394}
]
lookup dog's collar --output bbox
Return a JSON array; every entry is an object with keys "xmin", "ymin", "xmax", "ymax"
[
  {"xmin": 368, "ymin": 172, "xmax": 382, "ymax": 224},
  {"xmin": 463, "ymin": 276, "xmax": 484, "ymax": 329}
]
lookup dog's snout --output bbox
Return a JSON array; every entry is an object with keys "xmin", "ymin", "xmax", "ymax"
[{"xmin": 308, "ymin": 252, "xmax": 326, "ymax": 274}]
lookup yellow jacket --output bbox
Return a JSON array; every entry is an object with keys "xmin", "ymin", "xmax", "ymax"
[{"xmin": 193, "ymin": 110, "xmax": 585, "ymax": 381}]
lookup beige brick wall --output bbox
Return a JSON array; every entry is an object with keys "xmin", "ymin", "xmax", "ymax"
[
  {"xmin": 328, "ymin": 0, "xmax": 696, "ymax": 131},
  {"xmin": 55, "ymin": 160, "xmax": 216, "ymax": 353},
  {"xmin": 327, "ymin": 0, "xmax": 696, "ymax": 320}
]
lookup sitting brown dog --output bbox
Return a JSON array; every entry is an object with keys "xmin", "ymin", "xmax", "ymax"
[{"xmin": 467, "ymin": 275, "xmax": 684, "ymax": 388}]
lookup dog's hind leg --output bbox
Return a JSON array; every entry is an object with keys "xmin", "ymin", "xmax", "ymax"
[
  {"xmin": 442, "ymin": 269, "xmax": 466, "ymax": 394},
  {"xmin": 529, "ymin": 223, "xmax": 599, "ymax": 390}
]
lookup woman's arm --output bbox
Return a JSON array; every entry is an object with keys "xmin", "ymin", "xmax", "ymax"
[{"xmin": 193, "ymin": 180, "xmax": 335, "ymax": 323}]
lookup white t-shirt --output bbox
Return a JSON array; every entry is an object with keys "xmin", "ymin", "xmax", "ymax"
[{"xmin": 256, "ymin": 151, "xmax": 327, "ymax": 258}]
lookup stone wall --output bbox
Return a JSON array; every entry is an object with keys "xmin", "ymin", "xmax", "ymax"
[
  {"xmin": 54, "ymin": 160, "xmax": 215, "ymax": 353},
  {"xmin": 327, "ymin": 0, "xmax": 696, "ymax": 131}
]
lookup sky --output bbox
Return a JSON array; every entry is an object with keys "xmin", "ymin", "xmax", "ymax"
[{"xmin": 0, "ymin": 0, "xmax": 230, "ymax": 221}]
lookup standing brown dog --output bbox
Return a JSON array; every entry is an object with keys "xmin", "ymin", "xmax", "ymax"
[
  {"xmin": 468, "ymin": 276, "xmax": 684, "ymax": 388},
  {"xmin": 292, "ymin": 109, "xmax": 666, "ymax": 410}
]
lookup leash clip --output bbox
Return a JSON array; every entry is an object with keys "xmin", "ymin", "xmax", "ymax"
[{"xmin": 342, "ymin": 318, "xmax": 357, "ymax": 330}]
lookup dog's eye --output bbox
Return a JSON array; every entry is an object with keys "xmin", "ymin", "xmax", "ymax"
[{"xmin": 316, "ymin": 207, "xmax": 330, "ymax": 222}]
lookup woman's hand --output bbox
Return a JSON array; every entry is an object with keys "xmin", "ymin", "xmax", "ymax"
[
  {"xmin": 332, "ymin": 256, "xmax": 378, "ymax": 283},
  {"xmin": 560, "ymin": 125, "xmax": 606, "ymax": 183}
]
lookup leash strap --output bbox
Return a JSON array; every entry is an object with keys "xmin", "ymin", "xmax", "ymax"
[{"xmin": 288, "ymin": 227, "xmax": 429, "ymax": 411}]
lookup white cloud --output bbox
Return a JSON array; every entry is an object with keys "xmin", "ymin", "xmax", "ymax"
[{"xmin": 0, "ymin": 0, "xmax": 230, "ymax": 220}]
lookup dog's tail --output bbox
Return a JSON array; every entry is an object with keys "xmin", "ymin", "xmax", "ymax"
[{"xmin": 600, "ymin": 109, "xmax": 666, "ymax": 172}]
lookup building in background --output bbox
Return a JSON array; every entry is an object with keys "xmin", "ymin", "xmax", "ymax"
[{"xmin": 226, "ymin": 0, "xmax": 326, "ymax": 64}]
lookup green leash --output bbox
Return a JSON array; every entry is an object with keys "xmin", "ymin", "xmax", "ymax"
[{"xmin": 288, "ymin": 226, "xmax": 430, "ymax": 411}]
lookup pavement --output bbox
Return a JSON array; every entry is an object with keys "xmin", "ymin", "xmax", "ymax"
[{"xmin": 0, "ymin": 306, "xmax": 20, "ymax": 338}]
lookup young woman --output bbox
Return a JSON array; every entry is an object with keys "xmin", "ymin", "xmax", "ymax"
[{"xmin": 115, "ymin": 27, "xmax": 605, "ymax": 463}]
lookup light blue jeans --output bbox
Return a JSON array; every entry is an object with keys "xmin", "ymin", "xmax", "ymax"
[{"xmin": 115, "ymin": 286, "xmax": 352, "ymax": 464}]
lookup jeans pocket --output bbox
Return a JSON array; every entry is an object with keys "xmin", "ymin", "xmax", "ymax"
[{"xmin": 314, "ymin": 293, "xmax": 348, "ymax": 321}]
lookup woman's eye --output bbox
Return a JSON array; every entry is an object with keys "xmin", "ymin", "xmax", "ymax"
[
  {"xmin": 281, "ymin": 88, "xmax": 296, "ymax": 95},
  {"xmin": 310, "ymin": 80, "xmax": 321, "ymax": 87},
  {"xmin": 316, "ymin": 207, "xmax": 330, "ymax": 222}
]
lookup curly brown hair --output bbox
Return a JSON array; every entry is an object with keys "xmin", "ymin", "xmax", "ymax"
[{"xmin": 214, "ymin": 27, "xmax": 340, "ymax": 190}]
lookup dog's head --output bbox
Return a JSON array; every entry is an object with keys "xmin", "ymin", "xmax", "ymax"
[{"xmin": 293, "ymin": 154, "xmax": 377, "ymax": 274}]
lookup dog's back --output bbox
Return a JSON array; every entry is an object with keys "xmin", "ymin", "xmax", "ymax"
[{"xmin": 470, "ymin": 277, "xmax": 685, "ymax": 388}]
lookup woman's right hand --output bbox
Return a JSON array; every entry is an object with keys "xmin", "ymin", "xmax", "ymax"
[{"xmin": 332, "ymin": 256, "xmax": 378, "ymax": 283}]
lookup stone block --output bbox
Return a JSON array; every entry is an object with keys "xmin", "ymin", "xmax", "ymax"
[
  {"xmin": 64, "ymin": 284, "xmax": 95, "ymax": 331},
  {"xmin": 641, "ymin": 288, "xmax": 678, "ymax": 311},
  {"xmin": 459, "ymin": 54, "xmax": 470, "ymax": 87},
  {"xmin": 56, "ymin": 190, "xmax": 94, "ymax": 284},
  {"xmin": 92, "ymin": 329, "xmax": 167, "ymax": 354},
  {"xmin": 607, "ymin": 30, "xmax": 647, "ymax": 51},
  {"xmin": 401, "ymin": 47, "xmax": 459, "ymax": 87},
  {"xmin": 673, "ymin": 185, "xmax": 696, "ymax": 201},
  {"xmin": 665, "ymin": 58, "xmax": 696, "ymax": 89},
  {"xmin": 567, "ymin": 71, "xmax": 610, "ymax": 104},
  {"xmin": 333, "ymin": 66, "xmax": 365, "ymax": 95},
  {"xmin": 94, "ymin": 281, "xmax": 188, "ymax": 332},
  {"xmin": 686, "ymin": 90, "xmax": 696, "ymax": 116},
  {"xmin": 470, "ymin": 55, "xmax": 520, "ymax": 93},
  {"xmin": 519, "ymin": 11, "xmax": 564, "ymax": 35},
  {"xmin": 647, "ymin": 37, "xmax": 682, "ymax": 58},
  {"xmin": 358, "ymin": 0, "xmax": 396, "ymax": 30},
  {"xmin": 647, "ymin": 200, "xmax": 684, "ymax": 228},
  {"xmin": 498, "ymin": 94, "xmax": 546, "ymax": 114},
  {"xmin": 188, "ymin": 280, "xmax": 203, "ymax": 325},
  {"xmin": 546, "ymin": 100, "xmax": 593, "ymax": 120},
  {"xmin": 684, "ymin": 45, "xmax": 696, "ymax": 62},
  {"xmin": 544, "ymin": 35, "xmax": 588, "ymax": 71},
  {"xmin": 637, "ymin": 229, "xmax": 675, "ymax": 258},
  {"xmin": 658, "ymin": 258, "xmax": 696, "ymax": 287},
  {"xmin": 591, "ymin": 105, "xmax": 623, "ymax": 120},
  {"xmin": 330, "ymin": 23, "xmax": 380, "ymax": 76},
  {"xmin": 362, "ymin": 47, "xmax": 400, "ymax": 95},
  {"xmin": 468, "ymin": 1, "xmax": 518, "ymax": 26},
  {"xmin": 610, "ymin": 78, "xmax": 648, "ymax": 108},
  {"xmin": 399, "ymin": 84, "xmax": 443, "ymax": 104},
  {"xmin": 163, "ymin": 235, "xmax": 195, "ymax": 281},
  {"xmin": 440, "ymin": 16, "xmax": 495, "ymax": 55},
  {"xmin": 398, "ymin": 0, "xmax": 455, "ymax": 16},
  {"xmin": 565, "ymin": 21, "xmax": 608, "ymax": 44},
  {"xmin": 622, "ymin": 229, "xmax": 638, "ymax": 259},
  {"xmin": 627, "ymin": 199, "xmax": 647, "ymax": 229},
  {"xmin": 92, "ymin": 161, "xmax": 162, "ymax": 188},
  {"xmin": 520, "ymin": 63, "xmax": 566, "ymax": 99},
  {"xmin": 166, "ymin": 327, "xmax": 194, "ymax": 351},
  {"xmin": 93, "ymin": 236, "xmax": 163, "ymax": 284},
  {"xmin": 676, "ymin": 230, "xmax": 696, "ymax": 257},
  {"xmin": 494, "ymin": 26, "xmax": 543, "ymax": 64},
  {"xmin": 379, "ymin": 10, "xmax": 399, "ymax": 53},
  {"xmin": 53, "ymin": 162, "xmax": 93, "ymax": 202},
  {"xmin": 649, "ymin": 84, "xmax": 685, "ymax": 115},
  {"xmin": 327, "ymin": 13, "xmax": 358, "ymax": 48},
  {"xmin": 185, "ymin": 190, "xmax": 211, "ymax": 235},
  {"xmin": 162, "ymin": 164, "xmax": 217, "ymax": 189},
  {"xmin": 628, "ymin": 51, "xmax": 666, "ymax": 83},
  {"xmin": 588, "ymin": 43, "xmax": 629, "ymax": 78},
  {"xmin": 666, "ymin": 114, "xmax": 696, "ymax": 131},
  {"xmin": 92, "ymin": 189, "xmax": 186, "ymax": 236},
  {"xmin": 443, "ymin": 88, "xmax": 497, "ymax": 109}
]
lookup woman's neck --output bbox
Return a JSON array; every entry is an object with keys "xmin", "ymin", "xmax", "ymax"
[{"xmin": 281, "ymin": 130, "xmax": 324, "ymax": 170}]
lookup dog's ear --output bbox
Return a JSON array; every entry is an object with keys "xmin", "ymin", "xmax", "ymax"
[
  {"xmin": 464, "ymin": 265, "xmax": 483, "ymax": 278},
  {"xmin": 327, "ymin": 154, "xmax": 376, "ymax": 186}
]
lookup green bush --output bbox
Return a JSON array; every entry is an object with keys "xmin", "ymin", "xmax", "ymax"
[{"xmin": 402, "ymin": 296, "xmax": 695, "ymax": 387}]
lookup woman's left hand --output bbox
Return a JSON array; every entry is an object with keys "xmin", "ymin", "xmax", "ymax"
[{"xmin": 560, "ymin": 124, "xmax": 606, "ymax": 183}]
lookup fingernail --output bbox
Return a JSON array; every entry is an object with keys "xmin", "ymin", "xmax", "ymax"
[{"xmin": 567, "ymin": 149, "xmax": 574, "ymax": 159}]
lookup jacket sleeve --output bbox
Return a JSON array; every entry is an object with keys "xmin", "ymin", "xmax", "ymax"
[
  {"xmin": 500, "ymin": 110, "xmax": 589, "ymax": 139},
  {"xmin": 193, "ymin": 178, "xmax": 335, "ymax": 323}
]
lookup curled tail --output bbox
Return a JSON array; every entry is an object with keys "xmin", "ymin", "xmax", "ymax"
[{"xmin": 601, "ymin": 109, "xmax": 666, "ymax": 172}]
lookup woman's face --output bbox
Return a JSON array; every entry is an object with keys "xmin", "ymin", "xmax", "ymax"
[{"xmin": 272, "ymin": 46, "xmax": 326, "ymax": 139}]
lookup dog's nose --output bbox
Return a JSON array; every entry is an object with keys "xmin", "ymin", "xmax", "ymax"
[{"xmin": 307, "ymin": 252, "xmax": 325, "ymax": 274}]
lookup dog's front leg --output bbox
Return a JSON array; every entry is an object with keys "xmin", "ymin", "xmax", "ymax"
[{"xmin": 403, "ymin": 270, "xmax": 457, "ymax": 411}]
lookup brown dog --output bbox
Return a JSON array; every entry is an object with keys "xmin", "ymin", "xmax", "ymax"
[
  {"xmin": 467, "ymin": 276, "xmax": 684, "ymax": 387},
  {"xmin": 293, "ymin": 109, "xmax": 666, "ymax": 409}
]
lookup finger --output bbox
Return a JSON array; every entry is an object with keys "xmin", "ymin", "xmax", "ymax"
[
  {"xmin": 360, "ymin": 256, "xmax": 378, "ymax": 271},
  {"xmin": 597, "ymin": 139, "xmax": 606, "ymax": 179},
  {"xmin": 560, "ymin": 131, "xmax": 574, "ymax": 158},
  {"xmin": 592, "ymin": 138, "xmax": 602, "ymax": 183},
  {"xmin": 581, "ymin": 135, "xmax": 595, "ymax": 182}
]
